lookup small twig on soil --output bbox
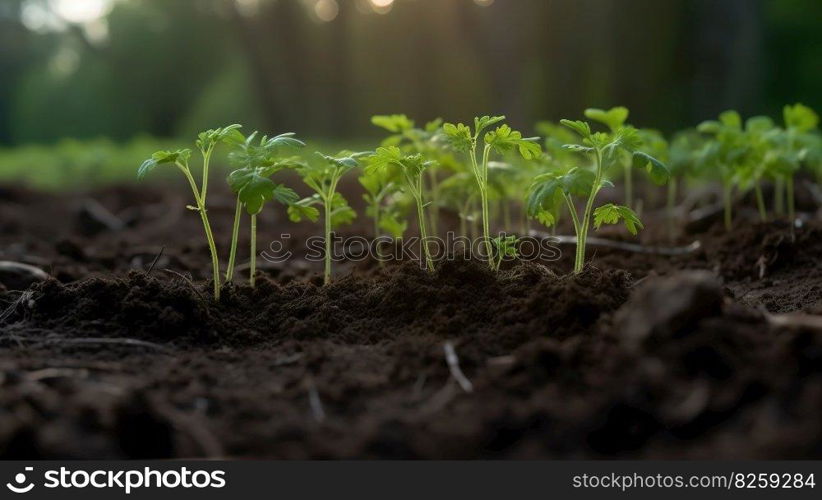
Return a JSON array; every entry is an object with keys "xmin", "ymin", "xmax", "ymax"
[
  {"xmin": 162, "ymin": 269, "xmax": 207, "ymax": 302},
  {"xmin": 417, "ymin": 381, "xmax": 459, "ymax": 416},
  {"xmin": 765, "ymin": 312, "xmax": 822, "ymax": 331},
  {"xmin": 272, "ymin": 353, "xmax": 303, "ymax": 367},
  {"xmin": 529, "ymin": 231, "xmax": 701, "ymax": 256},
  {"xmin": 0, "ymin": 291, "xmax": 29, "ymax": 324},
  {"xmin": 412, "ymin": 372, "xmax": 428, "ymax": 400},
  {"xmin": 444, "ymin": 342, "xmax": 473, "ymax": 393},
  {"xmin": 2, "ymin": 336, "xmax": 172, "ymax": 353},
  {"xmin": 146, "ymin": 246, "xmax": 165, "ymax": 275},
  {"xmin": 306, "ymin": 378, "xmax": 326, "ymax": 423},
  {"xmin": 25, "ymin": 367, "xmax": 90, "ymax": 381},
  {"xmin": 486, "ymin": 355, "xmax": 516, "ymax": 367}
]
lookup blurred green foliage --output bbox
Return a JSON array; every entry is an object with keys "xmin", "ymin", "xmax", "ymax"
[{"xmin": 0, "ymin": 0, "xmax": 819, "ymax": 190}]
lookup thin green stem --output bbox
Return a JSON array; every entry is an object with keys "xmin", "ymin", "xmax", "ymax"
[
  {"xmin": 200, "ymin": 145, "xmax": 214, "ymax": 203},
  {"xmin": 722, "ymin": 181, "xmax": 733, "ymax": 231},
  {"xmin": 575, "ymin": 148, "xmax": 604, "ymax": 274},
  {"xmin": 179, "ymin": 163, "xmax": 221, "ymax": 300},
  {"xmin": 754, "ymin": 181, "xmax": 767, "ymax": 222},
  {"xmin": 250, "ymin": 214, "xmax": 257, "ymax": 288},
  {"xmin": 427, "ymin": 167, "xmax": 439, "ymax": 237},
  {"xmin": 774, "ymin": 176, "xmax": 785, "ymax": 216},
  {"xmin": 624, "ymin": 162, "xmax": 633, "ymax": 210},
  {"xmin": 226, "ymin": 196, "xmax": 242, "ymax": 282},
  {"xmin": 415, "ymin": 194, "xmax": 434, "ymax": 272},
  {"xmin": 323, "ymin": 197, "xmax": 332, "ymax": 285},
  {"xmin": 787, "ymin": 174, "xmax": 796, "ymax": 238}
]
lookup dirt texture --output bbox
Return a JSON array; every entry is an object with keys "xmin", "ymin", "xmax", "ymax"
[{"xmin": 1, "ymin": 184, "xmax": 821, "ymax": 459}]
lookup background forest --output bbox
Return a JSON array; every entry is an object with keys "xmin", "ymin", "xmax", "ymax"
[{"xmin": 0, "ymin": 0, "xmax": 820, "ymax": 146}]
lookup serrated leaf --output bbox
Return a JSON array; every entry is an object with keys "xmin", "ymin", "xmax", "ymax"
[
  {"xmin": 137, "ymin": 149, "xmax": 190, "ymax": 180},
  {"xmin": 365, "ymin": 146, "xmax": 404, "ymax": 174},
  {"xmin": 443, "ymin": 122, "xmax": 473, "ymax": 152},
  {"xmin": 485, "ymin": 125, "xmax": 542, "ymax": 159},
  {"xmin": 526, "ymin": 173, "xmax": 564, "ymax": 217},
  {"xmin": 288, "ymin": 197, "xmax": 321, "ymax": 223},
  {"xmin": 492, "ymin": 235, "xmax": 520, "ymax": 259},
  {"xmin": 593, "ymin": 204, "xmax": 644, "ymax": 235},
  {"xmin": 535, "ymin": 209, "xmax": 556, "ymax": 227},
  {"xmin": 560, "ymin": 119, "xmax": 592, "ymax": 139},
  {"xmin": 196, "ymin": 124, "xmax": 243, "ymax": 150},
  {"xmin": 228, "ymin": 168, "xmax": 298, "ymax": 215},
  {"xmin": 474, "ymin": 115, "xmax": 506, "ymax": 133},
  {"xmin": 371, "ymin": 114, "xmax": 415, "ymax": 133}
]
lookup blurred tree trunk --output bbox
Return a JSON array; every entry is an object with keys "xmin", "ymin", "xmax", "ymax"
[
  {"xmin": 325, "ymin": 0, "xmax": 352, "ymax": 136},
  {"xmin": 226, "ymin": 0, "xmax": 281, "ymax": 130}
]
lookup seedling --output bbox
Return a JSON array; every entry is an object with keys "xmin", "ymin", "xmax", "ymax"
[
  {"xmin": 359, "ymin": 165, "xmax": 402, "ymax": 239},
  {"xmin": 226, "ymin": 132, "xmax": 303, "ymax": 287},
  {"xmin": 138, "ymin": 124, "xmax": 242, "ymax": 300},
  {"xmin": 367, "ymin": 146, "xmax": 437, "ymax": 271},
  {"xmin": 665, "ymin": 130, "xmax": 702, "ymax": 236},
  {"xmin": 443, "ymin": 116, "xmax": 541, "ymax": 268},
  {"xmin": 527, "ymin": 118, "xmax": 667, "ymax": 273},
  {"xmin": 697, "ymin": 111, "xmax": 753, "ymax": 230},
  {"xmin": 491, "ymin": 234, "xmax": 519, "ymax": 272},
  {"xmin": 781, "ymin": 103, "xmax": 819, "ymax": 227},
  {"xmin": 289, "ymin": 152, "xmax": 362, "ymax": 284},
  {"xmin": 371, "ymin": 114, "xmax": 444, "ymax": 235},
  {"xmin": 437, "ymin": 171, "xmax": 479, "ymax": 238},
  {"xmin": 584, "ymin": 107, "xmax": 633, "ymax": 208}
]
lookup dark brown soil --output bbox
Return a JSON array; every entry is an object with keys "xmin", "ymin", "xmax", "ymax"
[{"xmin": 1, "ymin": 184, "xmax": 821, "ymax": 459}]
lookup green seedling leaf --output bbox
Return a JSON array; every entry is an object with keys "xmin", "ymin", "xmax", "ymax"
[
  {"xmin": 371, "ymin": 114, "xmax": 415, "ymax": 133},
  {"xmin": 562, "ymin": 143, "xmax": 595, "ymax": 154},
  {"xmin": 584, "ymin": 106, "xmax": 629, "ymax": 132},
  {"xmin": 443, "ymin": 122, "xmax": 474, "ymax": 152},
  {"xmin": 288, "ymin": 196, "xmax": 321, "ymax": 223},
  {"xmin": 562, "ymin": 167, "xmax": 596, "ymax": 196},
  {"xmin": 593, "ymin": 203, "xmax": 644, "ymax": 235},
  {"xmin": 379, "ymin": 212, "xmax": 408, "ymax": 239},
  {"xmin": 474, "ymin": 115, "xmax": 506, "ymax": 134},
  {"xmin": 196, "ymin": 124, "xmax": 244, "ymax": 151},
  {"xmin": 526, "ymin": 173, "xmax": 564, "ymax": 217},
  {"xmin": 632, "ymin": 151, "xmax": 669, "ymax": 185},
  {"xmin": 784, "ymin": 103, "xmax": 819, "ymax": 133},
  {"xmin": 424, "ymin": 118, "xmax": 444, "ymax": 133},
  {"xmin": 228, "ymin": 168, "xmax": 298, "ymax": 215},
  {"xmin": 719, "ymin": 110, "xmax": 742, "ymax": 129},
  {"xmin": 366, "ymin": 146, "xmax": 404, "ymax": 173},
  {"xmin": 560, "ymin": 119, "xmax": 592, "ymax": 139},
  {"xmin": 485, "ymin": 124, "xmax": 543, "ymax": 159},
  {"xmin": 329, "ymin": 192, "xmax": 356, "ymax": 227},
  {"xmin": 138, "ymin": 149, "xmax": 191, "ymax": 179},
  {"xmin": 535, "ymin": 209, "xmax": 556, "ymax": 227}
]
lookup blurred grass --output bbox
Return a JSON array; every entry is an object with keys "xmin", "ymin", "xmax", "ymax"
[{"xmin": 0, "ymin": 137, "xmax": 367, "ymax": 191}]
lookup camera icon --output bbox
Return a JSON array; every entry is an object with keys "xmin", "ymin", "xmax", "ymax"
[{"xmin": 6, "ymin": 467, "xmax": 35, "ymax": 494}]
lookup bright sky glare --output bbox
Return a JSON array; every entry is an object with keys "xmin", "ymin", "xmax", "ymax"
[{"xmin": 51, "ymin": 0, "xmax": 114, "ymax": 24}]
